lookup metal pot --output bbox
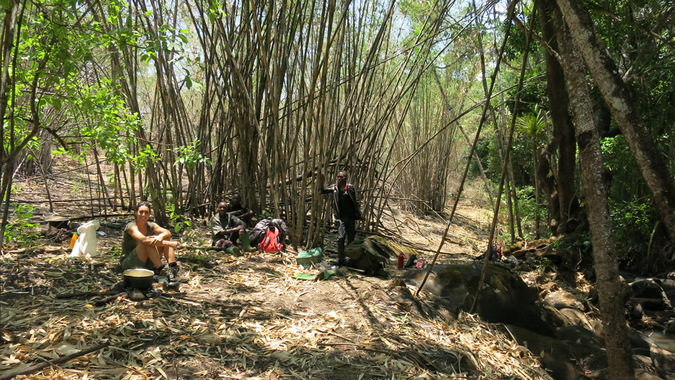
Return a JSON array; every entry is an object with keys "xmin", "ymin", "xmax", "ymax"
[{"xmin": 123, "ymin": 268, "xmax": 154, "ymax": 290}]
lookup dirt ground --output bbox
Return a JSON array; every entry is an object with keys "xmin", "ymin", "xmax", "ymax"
[{"xmin": 0, "ymin": 155, "xmax": 554, "ymax": 379}]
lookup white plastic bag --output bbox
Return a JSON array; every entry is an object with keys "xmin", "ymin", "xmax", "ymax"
[{"xmin": 69, "ymin": 220, "xmax": 100, "ymax": 258}]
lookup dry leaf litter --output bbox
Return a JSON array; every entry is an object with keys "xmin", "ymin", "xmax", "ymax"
[{"xmin": 1, "ymin": 238, "xmax": 552, "ymax": 380}]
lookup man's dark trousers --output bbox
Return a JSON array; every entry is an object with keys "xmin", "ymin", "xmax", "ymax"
[{"xmin": 337, "ymin": 217, "xmax": 356, "ymax": 265}]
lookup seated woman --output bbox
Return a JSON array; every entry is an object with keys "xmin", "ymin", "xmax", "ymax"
[{"xmin": 120, "ymin": 201, "xmax": 180, "ymax": 279}]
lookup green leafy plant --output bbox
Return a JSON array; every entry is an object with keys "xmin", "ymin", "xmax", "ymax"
[
  {"xmin": 173, "ymin": 140, "xmax": 211, "ymax": 171},
  {"xmin": 108, "ymin": 245, "xmax": 122, "ymax": 258},
  {"xmin": 259, "ymin": 209, "xmax": 274, "ymax": 220},
  {"xmin": 166, "ymin": 201, "xmax": 192, "ymax": 234},
  {"xmin": 534, "ymin": 257, "xmax": 553, "ymax": 273},
  {"xmin": 180, "ymin": 249, "xmax": 218, "ymax": 265},
  {"xmin": 5, "ymin": 204, "xmax": 40, "ymax": 246}
]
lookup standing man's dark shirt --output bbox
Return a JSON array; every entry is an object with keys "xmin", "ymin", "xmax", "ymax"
[{"xmin": 319, "ymin": 170, "xmax": 362, "ymax": 266}]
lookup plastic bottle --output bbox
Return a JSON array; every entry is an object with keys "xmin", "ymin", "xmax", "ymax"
[
  {"xmin": 397, "ymin": 253, "xmax": 404, "ymax": 269},
  {"xmin": 68, "ymin": 233, "xmax": 79, "ymax": 249}
]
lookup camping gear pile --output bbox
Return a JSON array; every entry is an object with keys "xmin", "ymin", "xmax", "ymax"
[{"xmin": 249, "ymin": 218, "xmax": 288, "ymax": 252}]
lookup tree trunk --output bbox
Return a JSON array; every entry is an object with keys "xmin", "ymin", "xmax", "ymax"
[
  {"xmin": 536, "ymin": 0, "xmax": 579, "ymax": 236},
  {"xmin": 552, "ymin": 4, "xmax": 635, "ymax": 378},
  {"xmin": 556, "ymin": 0, "xmax": 675, "ymax": 251}
]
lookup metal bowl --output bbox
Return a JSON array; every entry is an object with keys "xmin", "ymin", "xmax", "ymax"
[{"xmin": 123, "ymin": 268, "xmax": 154, "ymax": 290}]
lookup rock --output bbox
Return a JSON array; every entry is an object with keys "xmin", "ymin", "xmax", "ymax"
[
  {"xmin": 545, "ymin": 290, "xmax": 585, "ymax": 310},
  {"xmin": 556, "ymin": 325, "xmax": 604, "ymax": 348},
  {"xmin": 650, "ymin": 346, "xmax": 675, "ymax": 379},
  {"xmin": 630, "ymin": 279, "xmax": 673, "ymax": 311},
  {"xmin": 507, "ymin": 324, "xmax": 606, "ymax": 380},
  {"xmin": 635, "ymin": 371, "xmax": 663, "ymax": 380},
  {"xmin": 628, "ymin": 328, "xmax": 654, "ymax": 356},
  {"xmin": 661, "ymin": 278, "xmax": 675, "ymax": 305},
  {"xmin": 666, "ymin": 319, "xmax": 675, "ymax": 334},
  {"xmin": 556, "ymin": 308, "xmax": 596, "ymax": 332},
  {"xmin": 633, "ymin": 297, "xmax": 669, "ymax": 311},
  {"xmin": 633, "ymin": 354, "xmax": 652, "ymax": 367},
  {"xmin": 408, "ymin": 263, "xmax": 555, "ymax": 336}
]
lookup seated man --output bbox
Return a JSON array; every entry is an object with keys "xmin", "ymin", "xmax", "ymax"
[
  {"xmin": 225, "ymin": 193, "xmax": 255, "ymax": 226},
  {"xmin": 210, "ymin": 201, "xmax": 246, "ymax": 253}
]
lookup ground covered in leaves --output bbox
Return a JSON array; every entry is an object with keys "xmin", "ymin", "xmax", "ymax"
[
  {"xmin": 1, "ymin": 240, "xmax": 551, "ymax": 379},
  {"xmin": 1, "ymin": 156, "xmax": 555, "ymax": 379}
]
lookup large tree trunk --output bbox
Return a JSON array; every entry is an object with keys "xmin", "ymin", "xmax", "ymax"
[
  {"xmin": 552, "ymin": 4, "xmax": 635, "ymax": 378},
  {"xmin": 556, "ymin": 0, "xmax": 675, "ymax": 252},
  {"xmin": 536, "ymin": 0, "xmax": 579, "ymax": 236}
]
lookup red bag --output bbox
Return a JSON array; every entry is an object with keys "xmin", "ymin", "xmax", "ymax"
[{"xmin": 259, "ymin": 227, "xmax": 283, "ymax": 252}]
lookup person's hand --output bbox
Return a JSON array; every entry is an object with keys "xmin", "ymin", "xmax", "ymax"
[{"xmin": 152, "ymin": 236, "xmax": 163, "ymax": 246}]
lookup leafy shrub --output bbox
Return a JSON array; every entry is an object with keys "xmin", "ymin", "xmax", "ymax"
[{"xmin": 5, "ymin": 204, "xmax": 40, "ymax": 246}]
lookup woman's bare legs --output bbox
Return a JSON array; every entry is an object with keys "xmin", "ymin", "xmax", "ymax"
[
  {"xmin": 136, "ymin": 243, "xmax": 164, "ymax": 267},
  {"xmin": 158, "ymin": 238, "xmax": 179, "ymax": 264},
  {"xmin": 136, "ymin": 238, "xmax": 179, "ymax": 268}
]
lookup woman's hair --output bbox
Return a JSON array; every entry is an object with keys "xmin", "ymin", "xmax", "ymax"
[{"xmin": 136, "ymin": 201, "xmax": 152, "ymax": 211}]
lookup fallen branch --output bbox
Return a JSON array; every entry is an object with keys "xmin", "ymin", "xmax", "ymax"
[
  {"xmin": 0, "ymin": 342, "xmax": 110, "ymax": 380},
  {"xmin": 94, "ymin": 294, "xmax": 123, "ymax": 306},
  {"xmin": 54, "ymin": 291, "xmax": 115, "ymax": 299}
]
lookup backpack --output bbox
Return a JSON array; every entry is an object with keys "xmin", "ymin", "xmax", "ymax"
[
  {"xmin": 259, "ymin": 226, "xmax": 283, "ymax": 252},
  {"xmin": 344, "ymin": 237, "xmax": 389, "ymax": 274},
  {"xmin": 474, "ymin": 245, "xmax": 503, "ymax": 261}
]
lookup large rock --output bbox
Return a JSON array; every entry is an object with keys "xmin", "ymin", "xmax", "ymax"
[
  {"xmin": 407, "ymin": 263, "xmax": 555, "ymax": 336},
  {"xmin": 545, "ymin": 289, "xmax": 586, "ymax": 311},
  {"xmin": 630, "ymin": 279, "xmax": 673, "ymax": 311},
  {"xmin": 651, "ymin": 346, "xmax": 675, "ymax": 380},
  {"xmin": 506, "ymin": 325, "xmax": 607, "ymax": 380}
]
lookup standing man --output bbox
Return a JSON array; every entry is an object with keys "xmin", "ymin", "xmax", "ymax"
[
  {"xmin": 318, "ymin": 170, "xmax": 363, "ymax": 266},
  {"xmin": 210, "ymin": 201, "xmax": 247, "ymax": 254}
]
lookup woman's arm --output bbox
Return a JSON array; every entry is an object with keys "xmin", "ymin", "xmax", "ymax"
[
  {"xmin": 127, "ymin": 225, "xmax": 154, "ymax": 246},
  {"xmin": 147, "ymin": 224, "xmax": 172, "ymax": 246}
]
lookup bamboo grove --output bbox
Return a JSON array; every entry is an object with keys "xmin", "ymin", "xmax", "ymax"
[
  {"xmin": 1, "ymin": 0, "xmax": 674, "ymax": 261},
  {"xmin": 1, "ymin": 0, "xmax": 483, "ymax": 248}
]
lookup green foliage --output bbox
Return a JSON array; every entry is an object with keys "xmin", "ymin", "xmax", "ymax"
[
  {"xmin": 515, "ymin": 185, "xmax": 549, "ymax": 240},
  {"xmin": 173, "ymin": 140, "xmax": 211, "ymax": 171},
  {"xmin": 74, "ymin": 83, "xmax": 141, "ymax": 165},
  {"xmin": 130, "ymin": 144, "xmax": 161, "ymax": 172},
  {"xmin": 180, "ymin": 249, "xmax": 219, "ymax": 266},
  {"xmin": 165, "ymin": 201, "xmax": 192, "ymax": 235},
  {"xmin": 551, "ymin": 232, "xmax": 592, "ymax": 254},
  {"xmin": 534, "ymin": 257, "xmax": 553, "ymax": 273},
  {"xmin": 108, "ymin": 245, "xmax": 122, "ymax": 258},
  {"xmin": 4, "ymin": 204, "xmax": 40, "ymax": 246},
  {"xmin": 610, "ymin": 199, "xmax": 657, "ymax": 255},
  {"xmin": 515, "ymin": 106, "xmax": 546, "ymax": 139},
  {"xmin": 470, "ymin": 137, "xmax": 492, "ymax": 177},
  {"xmin": 259, "ymin": 209, "xmax": 274, "ymax": 220},
  {"xmin": 601, "ymin": 135, "xmax": 646, "ymax": 200},
  {"xmin": 601, "ymin": 134, "xmax": 660, "ymax": 255}
]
